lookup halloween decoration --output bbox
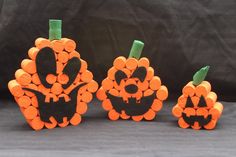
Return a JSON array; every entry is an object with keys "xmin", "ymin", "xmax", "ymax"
[
  {"xmin": 8, "ymin": 19, "xmax": 98, "ymax": 130},
  {"xmin": 97, "ymin": 40, "xmax": 168, "ymax": 121},
  {"xmin": 172, "ymin": 66, "xmax": 223, "ymax": 130}
]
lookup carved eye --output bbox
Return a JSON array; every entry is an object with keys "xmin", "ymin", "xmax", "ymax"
[
  {"xmin": 62, "ymin": 57, "xmax": 81, "ymax": 88},
  {"xmin": 198, "ymin": 96, "xmax": 207, "ymax": 107},
  {"xmin": 115, "ymin": 70, "xmax": 128, "ymax": 85},
  {"xmin": 185, "ymin": 97, "xmax": 194, "ymax": 107},
  {"xmin": 131, "ymin": 66, "xmax": 147, "ymax": 82},
  {"xmin": 36, "ymin": 47, "xmax": 57, "ymax": 88}
]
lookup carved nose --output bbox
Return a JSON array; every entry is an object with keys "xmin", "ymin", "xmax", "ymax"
[{"xmin": 125, "ymin": 84, "xmax": 138, "ymax": 94}]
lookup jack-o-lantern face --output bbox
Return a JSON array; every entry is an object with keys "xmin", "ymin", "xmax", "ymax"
[
  {"xmin": 181, "ymin": 96, "xmax": 212, "ymax": 128},
  {"xmin": 172, "ymin": 66, "xmax": 223, "ymax": 130},
  {"xmin": 108, "ymin": 66, "xmax": 156, "ymax": 116},
  {"xmin": 97, "ymin": 40, "xmax": 168, "ymax": 121},
  {"xmin": 8, "ymin": 20, "xmax": 98, "ymax": 130}
]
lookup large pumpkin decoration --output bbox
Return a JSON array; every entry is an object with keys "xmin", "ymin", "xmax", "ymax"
[
  {"xmin": 172, "ymin": 66, "xmax": 223, "ymax": 130},
  {"xmin": 8, "ymin": 19, "xmax": 98, "ymax": 130},
  {"xmin": 97, "ymin": 40, "xmax": 168, "ymax": 121}
]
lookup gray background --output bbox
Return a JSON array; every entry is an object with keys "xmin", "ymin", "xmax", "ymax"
[{"xmin": 0, "ymin": 0, "xmax": 236, "ymax": 100}]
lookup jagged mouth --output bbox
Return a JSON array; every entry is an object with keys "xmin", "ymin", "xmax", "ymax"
[
  {"xmin": 106, "ymin": 92, "xmax": 156, "ymax": 116},
  {"xmin": 182, "ymin": 112, "xmax": 212, "ymax": 127},
  {"xmin": 23, "ymin": 83, "xmax": 86, "ymax": 123}
]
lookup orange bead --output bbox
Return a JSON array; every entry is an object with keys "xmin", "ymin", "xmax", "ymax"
[
  {"xmin": 125, "ymin": 58, "xmax": 138, "ymax": 70},
  {"xmin": 151, "ymin": 99, "xmax": 163, "ymax": 112},
  {"xmin": 81, "ymin": 91, "xmax": 93, "ymax": 103},
  {"xmin": 102, "ymin": 78, "xmax": 113, "ymax": 90},
  {"xmin": 102, "ymin": 99, "xmax": 113, "ymax": 111},
  {"xmin": 81, "ymin": 70, "xmax": 93, "ymax": 83},
  {"xmin": 108, "ymin": 109, "xmax": 119, "ymax": 121},
  {"xmin": 113, "ymin": 56, "xmax": 126, "ymax": 70},
  {"xmin": 149, "ymin": 76, "xmax": 161, "ymax": 90},
  {"xmin": 96, "ymin": 87, "xmax": 107, "ymax": 101},
  {"xmin": 24, "ymin": 106, "xmax": 38, "ymax": 120},
  {"xmin": 70, "ymin": 113, "xmax": 82, "ymax": 126},
  {"xmin": 138, "ymin": 57, "xmax": 150, "ymax": 68},
  {"xmin": 58, "ymin": 51, "xmax": 69, "ymax": 63},
  {"xmin": 51, "ymin": 83, "xmax": 63, "ymax": 95},
  {"xmin": 31, "ymin": 117, "xmax": 44, "ymax": 130},
  {"xmin": 87, "ymin": 80, "xmax": 98, "ymax": 93},
  {"xmin": 35, "ymin": 38, "xmax": 50, "ymax": 49},
  {"xmin": 156, "ymin": 86, "xmax": 168, "ymax": 101},
  {"xmin": 18, "ymin": 95, "xmax": 32, "ymax": 108},
  {"xmin": 51, "ymin": 40, "xmax": 64, "ymax": 53},
  {"xmin": 132, "ymin": 115, "xmax": 143, "ymax": 122},
  {"xmin": 76, "ymin": 101, "xmax": 88, "ymax": 114},
  {"xmin": 144, "ymin": 109, "xmax": 156, "ymax": 120}
]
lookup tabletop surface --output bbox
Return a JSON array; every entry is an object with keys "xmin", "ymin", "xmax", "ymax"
[{"xmin": 0, "ymin": 99, "xmax": 235, "ymax": 157}]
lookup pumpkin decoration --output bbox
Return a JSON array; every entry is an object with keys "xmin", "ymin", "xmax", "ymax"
[
  {"xmin": 172, "ymin": 66, "xmax": 223, "ymax": 130},
  {"xmin": 8, "ymin": 19, "xmax": 98, "ymax": 130},
  {"xmin": 97, "ymin": 40, "xmax": 168, "ymax": 121}
]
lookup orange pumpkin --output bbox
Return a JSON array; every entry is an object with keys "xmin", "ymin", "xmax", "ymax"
[
  {"xmin": 172, "ymin": 66, "xmax": 223, "ymax": 130},
  {"xmin": 8, "ymin": 19, "xmax": 98, "ymax": 130},
  {"xmin": 97, "ymin": 40, "xmax": 168, "ymax": 121}
]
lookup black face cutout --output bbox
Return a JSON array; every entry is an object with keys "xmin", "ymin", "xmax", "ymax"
[
  {"xmin": 36, "ymin": 47, "xmax": 57, "ymax": 88},
  {"xmin": 198, "ymin": 96, "xmax": 207, "ymax": 107},
  {"xmin": 107, "ymin": 92, "xmax": 156, "ymax": 116},
  {"xmin": 24, "ymin": 47, "xmax": 85, "ymax": 123},
  {"xmin": 23, "ymin": 83, "xmax": 85, "ymax": 123},
  {"xmin": 185, "ymin": 96, "xmax": 207, "ymax": 108},
  {"xmin": 182, "ymin": 113, "xmax": 212, "ymax": 127},
  {"xmin": 109, "ymin": 66, "xmax": 152, "ymax": 116},
  {"xmin": 131, "ymin": 66, "xmax": 147, "ymax": 82},
  {"xmin": 62, "ymin": 57, "xmax": 81, "ymax": 89},
  {"xmin": 185, "ymin": 97, "xmax": 194, "ymax": 108},
  {"xmin": 36, "ymin": 47, "xmax": 81, "ymax": 88},
  {"xmin": 114, "ymin": 66, "xmax": 147, "ymax": 85},
  {"xmin": 125, "ymin": 84, "xmax": 138, "ymax": 94},
  {"xmin": 115, "ymin": 70, "xmax": 127, "ymax": 85},
  {"xmin": 183, "ymin": 96, "xmax": 211, "ymax": 127}
]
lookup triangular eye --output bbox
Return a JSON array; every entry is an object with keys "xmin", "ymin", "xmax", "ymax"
[
  {"xmin": 62, "ymin": 57, "xmax": 81, "ymax": 89},
  {"xmin": 185, "ymin": 97, "xmax": 194, "ymax": 107},
  {"xmin": 36, "ymin": 47, "xmax": 56, "ymax": 88},
  {"xmin": 198, "ymin": 96, "xmax": 207, "ymax": 107},
  {"xmin": 115, "ymin": 70, "xmax": 127, "ymax": 85},
  {"xmin": 131, "ymin": 66, "xmax": 147, "ymax": 82}
]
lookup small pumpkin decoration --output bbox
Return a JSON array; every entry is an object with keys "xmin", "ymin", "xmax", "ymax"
[
  {"xmin": 172, "ymin": 66, "xmax": 223, "ymax": 130},
  {"xmin": 8, "ymin": 19, "xmax": 98, "ymax": 130},
  {"xmin": 97, "ymin": 40, "xmax": 168, "ymax": 121}
]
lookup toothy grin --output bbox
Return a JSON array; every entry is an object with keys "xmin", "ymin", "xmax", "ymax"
[
  {"xmin": 107, "ymin": 92, "xmax": 156, "ymax": 116},
  {"xmin": 182, "ymin": 112, "xmax": 212, "ymax": 127}
]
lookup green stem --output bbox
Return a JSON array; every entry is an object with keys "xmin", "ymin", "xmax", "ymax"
[
  {"xmin": 49, "ymin": 19, "xmax": 62, "ymax": 40},
  {"xmin": 128, "ymin": 40, "xmax": 144, "ymax": 59},
  {"xmin": 192, "ymin": 66, "xmax": 210, "ymax": 86}
]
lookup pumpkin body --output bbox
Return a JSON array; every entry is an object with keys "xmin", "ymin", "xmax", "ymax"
[
  {"xmin": 172, "ymin": 81, "xmax": 223, "ymax": 130},
  {"xmin": 97, "ymin": 56, "xmax": 168, "ymax": 121},
  {"xmin": 8, "ymin": 37, "xmax": 98, "ymax": 130}
]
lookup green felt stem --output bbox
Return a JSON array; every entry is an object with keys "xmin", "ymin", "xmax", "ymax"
[
  {"xmin": 128, "ymin": 40, "xmax": 144, "ymax": 59},
  {"xmin": 49, "ymin": 19, "xmax": 62, "ymax": 40},
  {"xmin": 192, "ymin": 66, "xmax": 210, "ymax": 86}
]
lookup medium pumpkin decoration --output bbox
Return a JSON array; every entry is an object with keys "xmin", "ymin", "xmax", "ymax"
[
  {"xmin": 8, "ymin": 19, "xmax": 98, "ymax": 130},
  {"xmin": 97, "ymin": 40, "xmax": 168, "ymax": 121},
  {"xmin": 172, "ymin": 66, "xmax": 223, "ymax": 130}
]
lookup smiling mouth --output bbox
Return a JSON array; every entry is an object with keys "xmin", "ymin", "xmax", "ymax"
[
  {"xmin": 182, "ymin": 113, "xmax": 212, "ymax": 127},
  {"xmin": 107, "ymin": 92, "xmax": 156, "ymax": 116},
  {"xmin": 23, "ymin": 83, "xmax": 85, "ymax": 123}
]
